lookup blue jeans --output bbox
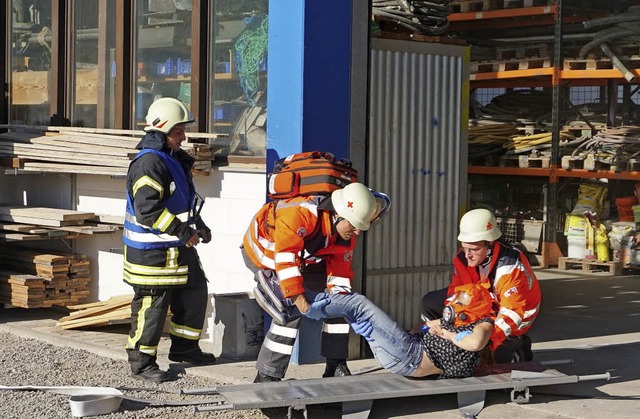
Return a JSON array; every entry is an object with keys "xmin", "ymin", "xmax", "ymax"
[{"xmin": 304, "ymin": 291, "xmax": 423, "ymax": 376}]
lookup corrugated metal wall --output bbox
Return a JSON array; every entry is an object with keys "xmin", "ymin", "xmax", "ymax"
[{"xmin": 365, "ymin": 39, "xmax": 469, "ymax": 330}]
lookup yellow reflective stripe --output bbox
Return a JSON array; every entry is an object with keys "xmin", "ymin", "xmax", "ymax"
[
  {"xmin": 127, "ymin": 296, "xmax": 152, "ymax": 349},
  {"xmin": 138, "ymin": 345, "xmax": 158, "ymax": 355},
  {"xmin": 153, "ymin": 208, "xmax": 175, "ymax": 231},
  {"xmin": 133, "ymin": 175, "xmax": 164, "ymax": 198},
  {"xmin": 277, "ymin": 266, "xmax": 301, "ymax": 280},
  {"xmin": 166, "ymin": 248, "xmax": 179, "ymax": 268},
  {"xmin": 170, "ymin": 322, "xmax": 202, "ymax": 340},
  {"xmin": 124, "ymin": 271, "xmax": 188, "ymax": 286},
  {"xmin": 124, "ymin": 260, "xmax": 189, "ymax": 275}
]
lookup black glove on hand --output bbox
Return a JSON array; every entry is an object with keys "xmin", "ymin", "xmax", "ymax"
[{"xmin": 198, "ymin": 227, "xmax": 212, "ymax": 244}]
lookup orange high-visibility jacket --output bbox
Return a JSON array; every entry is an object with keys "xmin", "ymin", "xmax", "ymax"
[
  {"xmin": 243, "ymin": 196, "xmax": 355, "ymax": 298},
  {"xmin": 449, "ymin": 241, "xmax": 541, "ymax": 350}
]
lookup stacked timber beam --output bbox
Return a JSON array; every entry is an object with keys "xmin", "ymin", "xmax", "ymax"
[
  {"xmin": 56, "ymin": 295, "xmax": 133, "ymax": 330},
  {"xmin": 0, "ymin": 246, "xmax": 92, "ymax": 308},
  {"xmin": 0, "ymin": 125, "xmax": 215, "ymax": 175},
  {"xmin": 0, "ymin": 206, "xmax": 121, "ymax": 241}
]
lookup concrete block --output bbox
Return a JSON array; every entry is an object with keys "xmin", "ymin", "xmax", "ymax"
[{"xmin": 210, "ymin": 294, "xmax": 264, "ymax": 360}]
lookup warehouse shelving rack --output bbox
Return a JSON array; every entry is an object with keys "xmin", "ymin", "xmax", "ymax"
[{"xmin": 449, "ymin": 0, "xmax": 640, "ymax": 266}]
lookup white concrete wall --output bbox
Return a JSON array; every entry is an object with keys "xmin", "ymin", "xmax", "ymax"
[
  {"xmin": 73, "ymin": 169, "xmax": 266, "ymax": 298},
  {"xmin": 2, "ymin": 168, "xmax": 266, "ymax": 342}
]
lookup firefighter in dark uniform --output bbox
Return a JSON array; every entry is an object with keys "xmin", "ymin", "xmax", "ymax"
[{"xmin": 123, "ymin": 97, "xmax": 216, "ymax": 382}]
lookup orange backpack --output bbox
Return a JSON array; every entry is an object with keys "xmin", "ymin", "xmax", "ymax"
[{"xmin": 267, "ymin": 151, "xmax": 358, "ymax": 199}]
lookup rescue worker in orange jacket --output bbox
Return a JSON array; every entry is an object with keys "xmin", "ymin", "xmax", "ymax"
[
  {"xmin": 241, "ymin": 182, "xmax": 390, "ymax": 382},
  {"xmin": 421, "ymin": 208, "xmax": 541, "ymax": 363}
]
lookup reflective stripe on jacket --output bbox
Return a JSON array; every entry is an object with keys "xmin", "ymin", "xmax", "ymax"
[
  {"xmin": 243, "ymin": 195, "xmax": 354, "ymax": 298},
  {"xmin": 123, "ymin": 148, "xmax": 195, "ymax": 250},
  {"xmin": 449, "ymin": 241, "xmax": 541, "ymax": 349}
]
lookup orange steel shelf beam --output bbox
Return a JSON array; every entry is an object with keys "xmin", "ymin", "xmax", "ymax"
[
  {"xmin": 447, "ymin": 6, "xmax": 605, "ymax": 30},
  {"xmin": 448, "ymin": 5, "xmax": 556, "ymax": 21},
  {"xmin": 469, "ymin": 67, "xmax": 640, "ymax": 85},
  {"xmin": 468, "ymin": 166, "xmax": 640, "ymax": 181}
]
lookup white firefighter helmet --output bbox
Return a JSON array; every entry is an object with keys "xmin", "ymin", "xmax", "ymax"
[
  {"xmin": 144, "ymin": 97, "xmax": 195, "ymax": 134},
  {"xmin": 457, "ymin": 208, "xmax": 502, "ymax": 243},
  {"xmin": 331, "ymin": 183, "xmax": 391, "ymax": 231}
]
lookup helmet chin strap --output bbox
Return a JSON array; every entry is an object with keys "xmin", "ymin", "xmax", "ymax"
[{"xmin": 480, "ymin": 241, "xmax": 494, "ymax": 267}]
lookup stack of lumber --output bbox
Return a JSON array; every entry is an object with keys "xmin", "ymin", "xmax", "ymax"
[
  {"xmin": 0, "ymin": 206, "xmax": 120, "ymax": 241},
  {"xmin": 0, "ymin": 246, "xmax": 92, "ymax": 308},
  {"xmin": 56, "ymin": 295, "xmax": 133, "ymax": 330},
  {"xmin": 0, "ymin": 125, "xmax": 215, "ymax": 175}
]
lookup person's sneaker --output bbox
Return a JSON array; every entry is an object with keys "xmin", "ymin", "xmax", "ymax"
[
  {"xmin": 253, "ymin": 371, "xmax": 282, "ymax": 383},
  {"xmin": 131, "ymin": 366, "xmax": 171, "ymax": 383},
  {"xmin": 254, "ymin": 271, "xmax": 297, "ymax": 325},
  {"xmin": 168, "ymin": 348, "xmax": 217, "ymax": 365},
  {"xmin": 322, "ymin": 360, "xmax": 351, "ymax": 377}
]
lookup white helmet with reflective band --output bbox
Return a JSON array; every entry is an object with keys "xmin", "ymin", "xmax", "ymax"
[
  {"xmin": 331, "ymin": 183, "xmax": 390, "ymax": 231},
  {"xmin": 457, "ymin": 208, "xmax": 502, "ymax": 243},
  {"xmin": 144, "ymin": 97, "xmax": 195, "ymax": 134}
]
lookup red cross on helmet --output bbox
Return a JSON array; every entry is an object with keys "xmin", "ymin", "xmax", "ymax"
[{"xmin": 457, "ymin": 208, "xmax": 502, "ymax": 242}]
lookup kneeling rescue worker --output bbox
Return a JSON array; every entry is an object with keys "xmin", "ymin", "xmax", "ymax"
[{"xmin": 242, "ymin": 182, "xmax": 391, "ymax": 382}]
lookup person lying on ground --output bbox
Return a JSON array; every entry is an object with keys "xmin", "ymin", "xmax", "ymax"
[{"xmin": 257, "ymin": 278, "xmax": 495, "ymax": 379}]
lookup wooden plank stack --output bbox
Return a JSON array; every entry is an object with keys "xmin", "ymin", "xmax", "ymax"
[
  {"xmin": 56, "ymin": 295, "xmax": 133, "ymax": 330},
  {"xmin": 0, "ymin": 125, "xmax": 216, "ymax": 175},
  {"xmin": 0, "ymin": 206, "xmax": 121, "ymax": 242},
  {"xmin": 0, "ymin": 246, "xmax": 92, "ymax": 308}
]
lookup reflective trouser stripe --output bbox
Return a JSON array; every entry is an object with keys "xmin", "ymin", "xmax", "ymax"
[
  {"xmin": 321, "ymin": 317, "xmax": 350, "ymax": 360},
  {"xmin": 170, "ymin": 322, "xmax": 202, "ymax": 341},
  {"xmin": 256, "ymin": 318, "xmax": 301, "ymax": 378},
  {"xmin": 264, "ymin": 337, "xmax": 294, "ymax": 355}
]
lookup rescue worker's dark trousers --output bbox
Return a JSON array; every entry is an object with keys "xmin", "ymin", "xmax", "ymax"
[
  {"xmin": 242, "ymin": 250, "xmax": 349, "ymax": 379},
  {"xmin": 421, "ymin": 287, "xmax": 526, "ymax": 364},
  {"xmin": 126, "ymin": 248, "xmax": 208, "ymax": 374}
]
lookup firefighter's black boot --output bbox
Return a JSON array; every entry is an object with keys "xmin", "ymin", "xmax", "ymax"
[
  {"xmin": 127, "ymin": 349, "xmax": 171, "ymax": 383},
  {"xmin": 168, "ymin": 347, "xmax": 217, "ymax": 365},
  {"xmin": 323, "ymin": 358, "xmax": 351, "ymax": 377}
]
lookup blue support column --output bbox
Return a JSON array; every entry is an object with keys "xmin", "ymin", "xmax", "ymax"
[
  {"xmin": 267, "ymin": 0, "xmax": 354, "ymax": 168},
  {"xmin": 266, "ymin": 0, "xmax": 359, "ymax": 365}
]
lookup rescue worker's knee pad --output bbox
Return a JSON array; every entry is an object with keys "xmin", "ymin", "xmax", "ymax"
[{"xmin": 254, "ymin": 271, "xmax": 299, "ymax": 325}]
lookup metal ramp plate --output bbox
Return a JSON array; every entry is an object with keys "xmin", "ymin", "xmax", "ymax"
[{"xmin": 196, "ymin": 362, "xmax": 610, "ymax": 418}]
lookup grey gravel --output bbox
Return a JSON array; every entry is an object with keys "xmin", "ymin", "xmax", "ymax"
[{"xmin": 0, "ymin": 332, "xmax": 270, "ymax": 419}]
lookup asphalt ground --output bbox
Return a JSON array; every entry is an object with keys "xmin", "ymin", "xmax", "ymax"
[{"xmin": 1, "ymin": 267, "xmax": 640, "ymax": 418}]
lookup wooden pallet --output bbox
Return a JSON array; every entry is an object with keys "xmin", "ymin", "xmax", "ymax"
[
  {"xmin": 503, "ymin": 0, "xmax": 552, "ymax": 8},
  {"xmin": 499, "ymin": 57, "xmax": 552, "ymax": 71},
  {"xmin": 449, "ymin": 0, "xmax": 504, "ymax": 13},
  {"xmin": 516, "ymin": 154, "xmax": 550, "ymax": 168},
  {"xmin": 557, "ymin": 257, "xmax": 622, "ymax": 275},
  {"xmin": 496, "ymin": 44, "xmax": 550, "ymax": 60},
  {"xmin": 560, "ymin": 155, "xmax": 624, "ymax": 171}
]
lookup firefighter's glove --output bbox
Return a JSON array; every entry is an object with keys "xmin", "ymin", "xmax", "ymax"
[
  {"xmin": 196, "ymin": 218, "xmax": 212, "ymax": 243},
  {"xmin": 303, "ymin": 297, "xmax": 330, "ymax": 320},
  {"xmin": 197, "ymin": 227, "xmax": 212, "ymax": 244},
  {"xmin": 349, "ymin": 320, "xmax": 374, "ymax": 342}
]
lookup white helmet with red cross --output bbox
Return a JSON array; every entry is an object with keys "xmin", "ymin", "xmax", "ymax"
[
  {"xmin": 331, "ymin": 182, "xmax": 391, "ymax": 231},
  {"xmin": 457, "ymin": 208, "xmax": 502, "ymax": 242}
]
